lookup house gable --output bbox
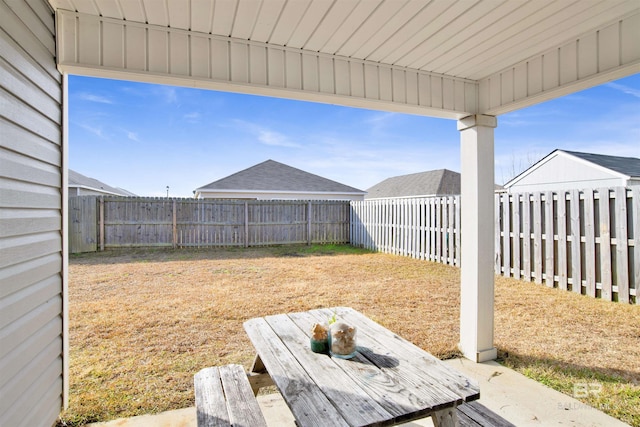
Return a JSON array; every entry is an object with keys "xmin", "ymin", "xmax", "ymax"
[
  {"xmin": 195, "ymin": 160, "xmax": 365, "ymax": 200},
  {"xmin": 505, "ymin": 150, "xmax": 640, "ymax": 192},
  {"xmin": 68, "ymin": 170, "xmax": 136, "ymax": 197}
]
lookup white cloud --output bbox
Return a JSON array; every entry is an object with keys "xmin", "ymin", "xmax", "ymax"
[
  {"xmin": 232, "ymin": 120, "xmax": 301, "ymax": 148},
  {"xmin": 183, "ymin": 112, "xmax": 201, "ymax": 123},
  {"xmin": 78, "ymin": 123, "xmax": 105, "ymax": 138},
  {"xmin": 77, "ymin": 92, "xmax": 114, "ymax": 104},
  {"xmin": 127, "ymin": 131, "xmax": 139, "ymax": 142},
  {"xmin": 156, "ymin": 86, "xmax": 178, "ymax": 104},
  {"xmin": 257, "ymin": 129, "xmax": 300, "ymax": 147},
  {"xmin": 605, "ymin": 82, "xmax": 640, "ymax": 99}
]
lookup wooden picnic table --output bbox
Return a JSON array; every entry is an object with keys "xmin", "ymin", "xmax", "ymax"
[{"xmin": 243, "ymin": 306, "xmax": 480, "ymax": 427}]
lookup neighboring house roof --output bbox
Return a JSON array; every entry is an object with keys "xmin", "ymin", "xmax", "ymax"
[
  {"xmin": 195, "ymin": 160, "xmax": 365, "ymax": 197},
  {"xmin": 365, "ymin": 169, "xmax": 461, "ymax": 199},
  {"xmin": 504, "ymin": 149, "xmax": 640, "ymax": 189},
  {"xmin": 68, "ymin": 169, "xmax": 136, "ymax": 196},
  {"xmin": 560, "ymin": 150, "xmax": 640, "ymax": 177}
]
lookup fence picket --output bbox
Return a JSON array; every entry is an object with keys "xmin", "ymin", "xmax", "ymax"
[
  {"xmin": 557, "ymin": 191, "xmax": 568, "ymax": 290},
  {"xmin": 495, "ymin": 193, "xmax": 502, "ymax": 274},
  {"xmin": 633, "ymin": 188, "xmax": 640, "ymax": 304},
  {"xmin": 615, "ymin": 187, "xmax": 630, "ymax": 303},
  {"xmin": 503, "ymin": 193, "xmax": 511, "ymax": 277},
  {"xmin": 454, "ymin": 196, "xmax": 461, "ymax": 267},
  {"xmin": 533, "ymin": 192, "xmax": 543, "ymax": 284},
  {"xmin": 513, "ymin": 194, "xmax": 521, "ymax": 280},
  {"xmin": 544, "ymin": 191, "xmax": 555, "ymax": 287},
  {"xmin": 569, "ymin": 190, "xmax": 582, "ymax": 293},
  {"xmin": 598, "ymin": 188, "xmax": 612, "ymax": 300},
  {"xmin": 522, "ymin": 193, "xmax": 531, "ymax": 282},
  {"xmin": 584, "ymin": 189, "xmax": 596, "ymax": 297},
  {"xmin": 450, "ymin": 197, "xmax": 455, "ymax": 264}
]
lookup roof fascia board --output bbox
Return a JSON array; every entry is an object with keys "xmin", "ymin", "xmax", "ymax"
[
  {"xmin": 69, "ymin": 185, "xmax": 125, "ymax": 196},
  {"xmin": 55, "ymin": 10, "xmax": 476, "ymax": 120}
]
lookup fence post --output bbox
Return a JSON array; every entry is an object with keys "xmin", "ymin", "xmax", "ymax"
[
  {"xmin": 633, "ymin": 187, "xmax": 640, "ymax": 305},
  {"xmin": 244, "ymin": 202, "xmax": 249, "ymax": 248},
  {"xmin": 307, "ymin": 201, "xmax": 312, "ymax": 245},
  {"xmin": 544, "ymin": 191, "xmax": 555, "ymax": 287},
  {"xmin": 615, "ymin": 187, "xmax": 630, "ymax": 303},
  {"xmin": 99, "ymin": 196, "xmax": 104, "ymax": 251},
  {"xmin": 172, "ymin": 199, "xmax": 177, "ymax": 249}
]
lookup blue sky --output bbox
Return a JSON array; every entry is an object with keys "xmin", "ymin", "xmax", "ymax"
[{"xmin": 69, "ymin": 73, "xmax": 640, "ymax": 198}]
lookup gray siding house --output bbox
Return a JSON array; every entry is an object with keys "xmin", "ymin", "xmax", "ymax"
[
  {"xmin": 504, "ymin": 150, "xmax": 640, "ymax": 193},
  {"xmin": 68, "ymin": 170, "xmax": 136, "ymax": 197},
  {"xmin": 365, "ymin": 169, "xmax": 461, "ymax": 199},
  {"xmin": 195, "ymin": 160, "xmax": 365, "ymax": 201}
]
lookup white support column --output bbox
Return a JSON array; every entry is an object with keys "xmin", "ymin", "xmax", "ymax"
[{"xmin": 458, "ymin": 114, "xmax": 498, "ymax": 363}]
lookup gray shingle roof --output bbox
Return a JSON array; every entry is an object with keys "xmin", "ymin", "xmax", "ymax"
[
  {"xmin": 365, "ymin": 169, "xmax": 461, "ymax": 199},
  {"xmin": 562, "ymin": 150, "xmax": 640, "ymax": 177},
  {"xmin": 68, "ymin": 169, "xmax": 135, "ymax": 196},
  {"xmin": 196, "ymin": 160, "xmax": 364, "ymax": 194}
]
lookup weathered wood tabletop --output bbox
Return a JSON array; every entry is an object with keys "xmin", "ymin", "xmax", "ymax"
[{"xmin": 243, "ymin": 307, "xmax": 479, "ymax": 427}]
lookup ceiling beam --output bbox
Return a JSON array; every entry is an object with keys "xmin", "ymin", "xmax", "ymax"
[{"xmin": 56, "ymin": 10, "xmax": 477, "ymax": 120}]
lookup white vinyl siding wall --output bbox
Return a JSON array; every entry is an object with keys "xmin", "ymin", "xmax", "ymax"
[{"xmin": 0, "ymin": 1, "xmax": 64, "ymax": 426}]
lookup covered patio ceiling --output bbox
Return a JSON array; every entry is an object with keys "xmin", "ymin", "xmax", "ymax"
[
  {"xmin": 45, "ymin": 0, "xmax": 640, "ymax": 363},
  {"xmin": 49, "ymin": 0, "xmax": 640, "ymax": 119}
]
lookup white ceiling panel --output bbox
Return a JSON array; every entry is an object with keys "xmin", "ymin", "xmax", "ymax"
[
  {"xmin": 320, "ymin": 0, "xmax": 382, "ymax": 54},
  {"xmin": 351, "ymin": 0, "xmax": 437, "ymax": 61},
  {"xmin": 118, "ymin": 0, "xmax": 146, "ymax": 23},
  {"xmin": 453, "ymin": 0, "xmax": 639, "ymax": 79},
  {"xmin": 286, "ymin": 0, "xmax": 334, "ymax": 48},
  {"xmin": 249, "ymin": 0, "xmax": 286, "ymax": 42},
  {"xmin": 190, "ymin": 0, "xmax": 214, "ymax": 33},
  {"xmin": 141, "ymin": 0, "xmax": 168, "ymax": 27},
  {"xmin": 408, "ymin": 0, "xmax": 526, "ymax": 74},
  {"xmin": 303, "ymin": 0, "xmax": 359, "ymax": 52},
  {"xmin": 49, "ymin": 0, "xmax": 639, "ymax": 113},
  {"xmin": 267, "ymin": 0, "xmax": 309, "ymax": 45},
  {"xmin": 210, "ymin": 0, "xmax": 236, "ymax": 36},
  {"xmin": 373, "ymin": 0, "xmax": 480, "ymax": 66},
  {"xmin": 167, "ymin": 0, "xmax": 190, "ymax": 29},
  {"xmin": 230, "ymin": 0, "xmax": 261, "ymax": 40},
  {"xmin": 93, "ymin": 0, "xmax": 122, "ymax": 19}
]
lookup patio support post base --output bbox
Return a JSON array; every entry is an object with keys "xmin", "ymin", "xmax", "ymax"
[{"xmin": 457, "ymin": 114, "xmax": 498, "ymax": 363}]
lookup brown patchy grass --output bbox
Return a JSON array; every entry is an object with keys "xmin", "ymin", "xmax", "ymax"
[{"xmin": 58, "ymin": 245, "xmax": 640, "ymax": 426}]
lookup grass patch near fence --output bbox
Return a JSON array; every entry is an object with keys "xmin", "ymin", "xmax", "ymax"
[{"xmin": 58, "ymin": 246, "xmax": 640, "ymax": 426}]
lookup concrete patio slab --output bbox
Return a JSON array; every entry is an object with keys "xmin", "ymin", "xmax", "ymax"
[{"xmin": 87, "ymin": 358, "xmax": 629, "ymax": 427}]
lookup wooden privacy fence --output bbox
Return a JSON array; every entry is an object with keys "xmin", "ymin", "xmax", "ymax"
[
  {"xmin": 497, "ymin": 188, "xmax": 639, "ymax": 304},
  {"xmin": 350, "ymin": 187, "xmax": 638, "ymax": 304},
  {"xmin": 69, "ymin": 197, "xmax": 350, "ymax": 252}
]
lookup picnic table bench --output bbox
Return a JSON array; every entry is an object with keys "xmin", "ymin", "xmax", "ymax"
[
  {"xmin": 194, "ymin": 307, "xmax": 515, "ymax": 427},
  {"xmin": 194, "ymin": 364, "xmax": 267, "ymax": 427}
]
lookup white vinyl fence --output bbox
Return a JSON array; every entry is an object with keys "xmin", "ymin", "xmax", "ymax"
[
  {"xmin": 350, "ymin": 197, "xmax": 460, "ymax": 267},
  {"xmin": 350, "ymin": 187, "xmax": 639, "ymax": 304}
]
